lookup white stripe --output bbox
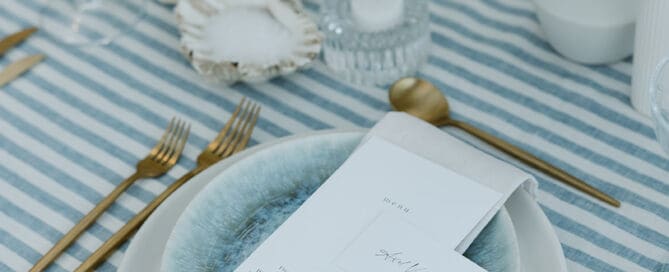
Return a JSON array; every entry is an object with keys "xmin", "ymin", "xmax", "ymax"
[
  {"xmin": 0, "ymin": 97, "xmax": 154, "ymax": 208},
  {"xmin": 0, "ymin": 244, "xmax": 31, "ymax": 271},
  {"xmin": 105, "ymin": 249, "xmax": 124, "ymax": 269},
  {"xmin": 427, "ymin": 41, "xmax": 669, "ymax": 185},
  {"xmin": 447, "ymin": 96, "xmax": 669, "ymax": 244},
  {"xmin": 107, "ymin": 0, "xmax": 376, "ymax": 129},
  {"xmin": 0, "ymin": 146, "xmax": 95, "ymax": 218},
  {"xmin": 4, "ymin": 2, "xmax": 280, "ymax": 141},
  {"xmin": 0, "ymin": 177, "xmax": 110, "ymax": 246},
  {"xmin": 0, "ymin": 216, "xmax": 80, "ymax": 271},
  {"xmin": 424, "ymin": 60, "xmax": 669, "ymax": 208},
  {"xmin": 109, "ymin": 17, "xmax": 359, "ymax": 130},
  {"xmin": 15, "ymin": 78, "xmax": 193, "ymax": 192},
  {"xmin": 540, "ymin": 191, "xmax": 668, "ymax": 260},
  {"xmin": 429, "ymin": 11, "xmax": 649, "ymax": 128},
  {"xmin": 445, "ymin": 0, "xmax": 631, "ymax": 94},
  {"xmin": 424, "ymin": 42, "xmax": 662, "ymax": 163},
  {"xmin": 556, "ymin": 228, "xmax": 650, "ymax": 272}
]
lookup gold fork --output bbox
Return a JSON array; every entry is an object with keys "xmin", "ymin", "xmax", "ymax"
[
  {"xmin": 30, "ymin": 118, "xmax": 190, "ymax": 272},
  {"xmin": 76, "ymin": 98, "xmax": 261, "ymax": 271}
]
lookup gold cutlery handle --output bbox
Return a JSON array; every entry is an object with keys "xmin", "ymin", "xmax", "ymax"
[
  {"xmin": 0, "ymin": 54, "xmax": 45, "ymax": 87},
  {"xmin": 75, "ymin": 166, "xmax": 206, "ymax": 272},
  {"xmin": 30, "ymin": 172, "xmax": 143, "ymax": 272},
  {"xmin": 450, "ymin": 119, "xmax": 620, "ymax": 207}
]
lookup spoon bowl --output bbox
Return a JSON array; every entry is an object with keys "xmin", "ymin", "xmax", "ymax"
[{"xmin": 389, "ymin": 77, "xmax": 451, "ymax": 126}]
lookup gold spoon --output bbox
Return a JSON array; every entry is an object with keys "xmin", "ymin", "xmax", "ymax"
[{"xmin": 389, "ymin": 77, "xmax": 620, "ymax": 207}]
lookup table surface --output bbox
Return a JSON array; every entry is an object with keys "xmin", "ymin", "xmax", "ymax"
[{"xmin": 0, "ymin": 0, "xmax": 667, "ymax": 271}]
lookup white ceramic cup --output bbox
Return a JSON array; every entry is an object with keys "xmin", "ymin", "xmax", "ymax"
[{"xmin": 532, "ymin": 0, "xmax": 638, "ymax": 65}]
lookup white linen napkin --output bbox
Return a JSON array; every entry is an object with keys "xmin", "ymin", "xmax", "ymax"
[{"xmin": 362, "ymin": 112, "xmax": 538, "ymax": 253}]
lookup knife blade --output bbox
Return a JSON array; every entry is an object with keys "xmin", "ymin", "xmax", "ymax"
[
  {"xmin": 0, "ymin": 54, "xmax": 45, "ymax": 87},
  {"xmin": 0, "ymin": 27, "xmax": 38, "ymax": 57}
]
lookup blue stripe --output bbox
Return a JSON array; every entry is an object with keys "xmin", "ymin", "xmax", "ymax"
[
  {"xmin": 97, "ymin": 262, "xmax": 118, "ymax": 272},
  {"xmin": 426, "ymin": 31, "xmax": 669, "ymax": 166},
  {"xmin": 0, "ymin": 32, "xmax": 216, "ymax": 152},
  {"xmin": 0, "ymin": 134, "xmax": 138, "ymax": 222},
  {"xmin": 0, "ymin": 94, "xmax": 166, "ymax": 200},
  {"xmin": 124, "ymin": 0, "xmax": 627, "ymax": 147},
  {"xmin": 478, "ymin": 0, "xmax": 538, "ymax": 22},
  {"xmin": 424, "ymin": 56, "xmax": 669, "ymax": 194},
  {"xmin": 537, "ymin": 177, "xmax": 669, "ymax": 251},
  {"xmin": 46, "ymin": 0, "xmax": 373, "ymax": 128},
  {"xmin": 452, "ymin": 109, "xmax": 669, "ymax": 223},
  {"xmin": 269, "ymin": 77, "xmax": 375, "ymax": 127},
  {"xmin": 446, "ymin": 127, "xmax": 669, "ymax": 256},
  {"xmin": 0, "ymin": 229, "xmax": 68, "ymax": 272},
  {"xmin": 2, "ymin": 82, "xmax": 198, "ymax": 175},
  {"xmin": 0, "ymin": 196, "xmax": 93, "ymax": 262},
  {"xmin": 93, "ymin": 9, "xmax": 365, "ymax": 128},
  {"xmin": 448, "ymin": 98, "xmax": 669, "ymax": 220},
  {"xmin": 0, "ymin": 7, "xmax": 290, "ymax": 140},
  {"xmin": 0, "ymin": 164, "xmax": 114, "ymax": 242},
  {"xmin": 2, "ymin": 6, "xmax": 292, "ymax": 140},
  {"xmin": 433, "ymin": 0, "xmax": 632, "ymax": 87},
  {"xmin": 300, "ymin": 69, "xmax": 389, "ymax": 110},
  {"xmin": 307, "ymin": 0, "xmax": 668, "ymax": 197},
  {"xmin": 0, "ymin": 262, "xmax": 13, "ymax": 272},
  {"xmin": 232, "ymin": 84, "xmax": 332, "ymax": 130},
  {"xmin": 95, "ymin": 242, "xmax": 129, "ymax": 272},
  {"xmin": 305, "ymin": 1, "xmax": 639, "ymax": 139},
  {"xmin": 11, "ymin": 1, "xmax": 299, "ymax": 136},
  {"xmin": 562, "ymin": 245, "xmax": 625, "ymax": 272},
  {"xmin": 543, "ymin": 206, "xmax": 662, "ymax": 270},
  {"xmin": 421, "ymin": 60, "xmax": 669, "ymax": 201},
  {"xmin": 428, "ymin": 13, "xmax": 634, "ymax": 105},
  {"xmin": 2, "ymin": 2, "xmax": 666, "ymax": 272}
]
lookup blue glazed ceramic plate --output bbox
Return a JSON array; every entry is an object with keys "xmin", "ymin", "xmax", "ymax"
[{"xmin": 162, "ymin": 133, "xmax": 520, "ymax": 271}]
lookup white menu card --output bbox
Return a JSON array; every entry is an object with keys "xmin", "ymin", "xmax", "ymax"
[{"xmin": 234, "ymin": 137, "xmax": 502, "ymax": 272}]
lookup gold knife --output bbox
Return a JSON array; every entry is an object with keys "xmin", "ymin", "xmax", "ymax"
[
  {"xmin": 0, "ymin": 54, "xmax": 45, "ymax": 87},
  {"xmin": 0, "ymin": 27, "xmax": 38, "ymax": 57}
]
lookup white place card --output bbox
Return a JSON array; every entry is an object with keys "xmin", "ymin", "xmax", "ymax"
[
  {"xmin": 335, "ymin": 213, "xmax": 485, "ymax": 272},
  {"xmin": 234, "ymin": 137, "xmax": 502, "ymax": 272}
]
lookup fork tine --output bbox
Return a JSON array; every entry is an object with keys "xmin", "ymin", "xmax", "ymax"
[
  {"xmin": 155, "ymin": 118, "xmax": 180, "ymax": 163},
  {"xmin": 222, "ymin": 103, "xmax": 258, "ymax": 157},
  {"xmin": 160, "ymin": 119, "xmax": 185, "ymax": 164},
  {"xmin": 215, "ymin": 100, "xmax": 252, "ymax": 155},
  {"xmin": 233, "ymin": 104, "xmax": 260, "ymax": 154},
  {"xmin": 168, "ymin": 123, "xmax": 190, "ymax": 166},
  {"xmin": 208, "ymin": 97, "xmax": 246, "ymax": 151},
  {"xmin": 150, "ymin": 118, "xmax": 175, "ymax": 158}
]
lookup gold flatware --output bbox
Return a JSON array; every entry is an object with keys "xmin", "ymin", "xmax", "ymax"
[
  {"xmin": 389, "ymin": 77, "xmax": 620, "ymax": 207},
  {"xmin": 0, "ymin": 54, "xmax": 45, "ymax": 87},
  {"xmin": 0, "ymin": 27, "xmax": 38, "ymax": 57},
  {"xmin": 76, "ymin": 98, "xmax": 261, "ymax": 271},
  {"xmin": 31, "ymin": 118, "xmax": 190, "ymax": 272}
]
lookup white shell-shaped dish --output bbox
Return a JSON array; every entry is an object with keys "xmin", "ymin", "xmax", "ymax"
[{"xmin": 175, "ymin": 0, "xmax": 322, "ymax": 84}]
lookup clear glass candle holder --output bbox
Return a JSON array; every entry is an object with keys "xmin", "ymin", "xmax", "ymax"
[
  {"xmin": 320, "ymin": 0, "xmax": 431, "ymax": 86},
  {"xmin": 650, "ymin": 57, "xmax": 669, "ymax": 154}
]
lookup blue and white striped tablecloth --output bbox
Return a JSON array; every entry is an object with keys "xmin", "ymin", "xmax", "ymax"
[{"xmin": 0, "ymin": 0, "xmax": 667, "ymax": 271}]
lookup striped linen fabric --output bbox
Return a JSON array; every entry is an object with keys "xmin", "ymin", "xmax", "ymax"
[{"xmin": 0, "ymin": 0, "xmax": 667, "ymax": 271}]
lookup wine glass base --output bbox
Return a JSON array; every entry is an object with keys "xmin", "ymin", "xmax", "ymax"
[{"xmin": 39, "ymin": 0, "xmax": 148, "ymax": 46}]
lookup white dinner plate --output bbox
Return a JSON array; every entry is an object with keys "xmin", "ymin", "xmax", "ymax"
[{"xmin": 118, "ymin": 130, "xmax": 567, "ymax": 272}]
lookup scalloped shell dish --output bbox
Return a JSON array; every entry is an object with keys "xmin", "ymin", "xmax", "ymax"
[{"xmin": 176, "ymin": 0, "xmax": 322, "ymax": 84}]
